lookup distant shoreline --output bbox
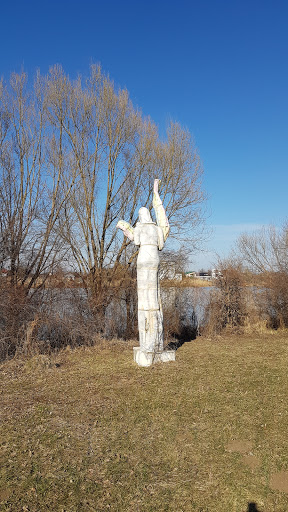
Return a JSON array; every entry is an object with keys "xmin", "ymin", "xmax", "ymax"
[{"xmin": 161, "ymin": 278, "xmax": 214, "ymax": 288}]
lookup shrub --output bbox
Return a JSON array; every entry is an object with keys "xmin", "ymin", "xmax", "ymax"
[
  {"xmin": 204, "ymin": 264, "xmax": 247, "ymax": 335},
  {"xmin": 0, "ymin": 283, "xmax": 34, "ymax": 360}
]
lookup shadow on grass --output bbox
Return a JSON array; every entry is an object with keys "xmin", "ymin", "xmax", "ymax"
[
  {"xmin": 247, "ymin": 502, "xmax": 261, "ymax": 512},
  {"xmin": 164, "ymin": 311, "xmax": 199, "ymax": 351}
]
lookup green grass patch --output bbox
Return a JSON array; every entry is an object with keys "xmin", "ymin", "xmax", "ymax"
[{"xmin": 1, "ymin": 334, "xmax": 288, "ymax": 511}]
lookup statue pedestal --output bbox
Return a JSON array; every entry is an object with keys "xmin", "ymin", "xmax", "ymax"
[{"xmin": 133, "ymin": 347, "xmax": 176, "ymax": 367}]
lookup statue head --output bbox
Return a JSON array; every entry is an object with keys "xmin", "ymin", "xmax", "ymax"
[{"xmin": 138, "ymin": 207, "xmax": 153, "ymax": 223}]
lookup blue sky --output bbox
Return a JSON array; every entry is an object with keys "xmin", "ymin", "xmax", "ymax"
[{"xmin": 1, "ymin": 0, "xmax": 287, "ymax": 269}]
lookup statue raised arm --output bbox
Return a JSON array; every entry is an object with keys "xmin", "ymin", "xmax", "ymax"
[{"xmin": 152, "ymin": 179, "xmax": 170, "ymax": 241}]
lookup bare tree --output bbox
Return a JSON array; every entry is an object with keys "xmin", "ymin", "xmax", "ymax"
[
  {"xmin": 46, "ymin": 66, "xmax": 206, "ymax": 300},
  {"xmin": 237, "ymin": 223, "xmax": 288, "ymax": 273},
  {"xmin": 159, "ymin": 246, "xmax": 189, "ymax": 280},
  {"xmin": 236, "ymin": 223, "xmax": 288, "ymax": 328},
  {"xmin": 0, "ymin": 71, "xmax": 74, "ymax": 293}
]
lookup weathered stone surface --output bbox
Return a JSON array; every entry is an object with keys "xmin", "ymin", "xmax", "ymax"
[
  {"xmin": 133, "ymin": 347, "xmax": 176, "ymax": 367},
  {"xmin": 117, "ymin": 179, "xmax": 176, "ymax": 366}
]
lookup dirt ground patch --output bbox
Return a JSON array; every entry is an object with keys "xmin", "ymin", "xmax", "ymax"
[
  {"xmin": 226, "ymin": 440, "xmax": 253, "ymax": 454},
  {"xmin": 270, "ymin": 471, "xmax": 288, "ymax": 493},
  {"xmin": 243, "ymin": 454, "xmax": 261, "ymax": 469}
]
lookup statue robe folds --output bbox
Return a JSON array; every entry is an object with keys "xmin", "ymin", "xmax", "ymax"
[
  {"xmin": 134, "ymin": 210, "xmax": 164, "ymax": 352},
  {"xmin": 117, "ymin": 179, "xmax": 175, "ymax": 366}
]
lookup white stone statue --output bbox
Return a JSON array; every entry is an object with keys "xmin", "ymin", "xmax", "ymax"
[{"xmin": 117, "ymin": 179, "xmax": 175, "ymax": 366}]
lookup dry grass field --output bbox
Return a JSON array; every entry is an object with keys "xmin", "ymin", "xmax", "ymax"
[
  {"xmin": 1, "ymin": 332, "xmax": 288, "ymax": 511},
  {"xmin": 162, "ymin": 278, "xmax": 213, "ymax": 288}
]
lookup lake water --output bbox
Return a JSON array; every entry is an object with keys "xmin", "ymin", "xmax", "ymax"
[{"xmin": 35, "ymin": 286, "xmax": 213, "ymax": 338}]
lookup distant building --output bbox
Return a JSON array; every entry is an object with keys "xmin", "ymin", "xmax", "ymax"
[
  {"xmin": 185, "ymin": 269, "xmax": 222, "ymax": 281},
  {"xmin": 185, "ymin": 271, "xmax": 197, "ymax": 278},
  {"xmin": 198, "ymin": 271, "xmax": 212, "ymax": 281}
]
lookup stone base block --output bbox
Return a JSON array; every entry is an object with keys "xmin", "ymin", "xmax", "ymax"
[{"xmin": 133, "ymin": 347, "xmax": 176, "ymax": 367}]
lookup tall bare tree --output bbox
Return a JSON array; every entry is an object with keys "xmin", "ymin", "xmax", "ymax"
[
  {"xmin": 0, "ymin": 71, "xmax": 74, "ymax": 292},
  {"xmin": 44, "ymin": 66, "xmax": 206, "ymax": 283}
]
